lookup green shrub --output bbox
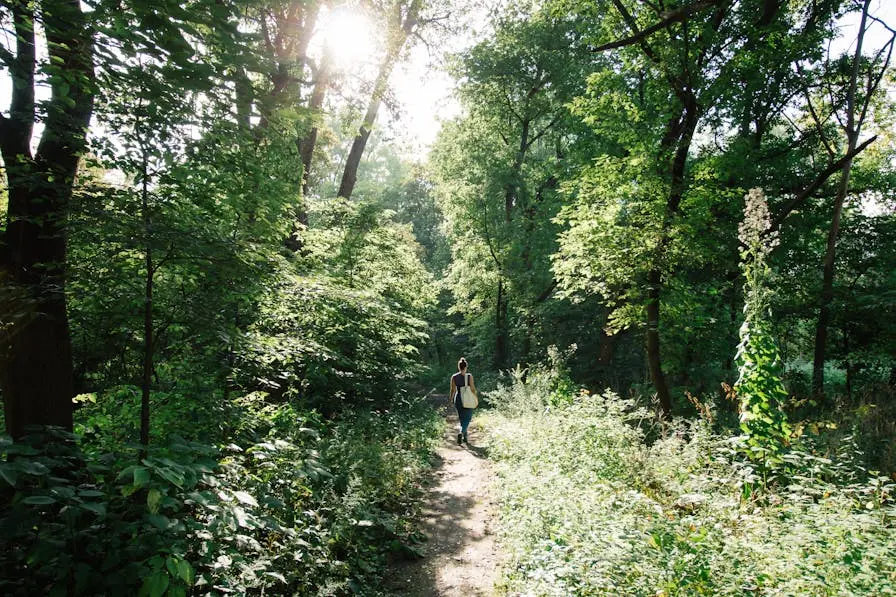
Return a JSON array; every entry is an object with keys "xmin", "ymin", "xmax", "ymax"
[{"xmin": 0, "ymin": 395, "xmax": 441, "ymax": 596}]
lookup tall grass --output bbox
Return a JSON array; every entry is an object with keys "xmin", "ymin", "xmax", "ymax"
[{"xmin": 483, "ymin": 370, "xmax": 896, "ymax": 596}]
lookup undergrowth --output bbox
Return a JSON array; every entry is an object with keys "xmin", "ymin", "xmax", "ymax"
[
  {"xmin": 483, "ymin": 367, "xmax": 896, "ymax": 596},
  {"xmin": 0, "ymin": 394, "xmax": 441, "ymax": 596}
]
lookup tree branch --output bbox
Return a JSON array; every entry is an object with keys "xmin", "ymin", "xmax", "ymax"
[
  {"xmin": 592, "ymin": 0, "xmax": 722, "ymax": 54},
  {"xmin": 525, "ymin": 113, "xmax": 562, "ymax": 150},
  {"xmin": 769, "ymin": 135, "xmax": 877, "ymax": 233},
  {"xmin": 857, "ymin": 32, "xmax": 895, "ymax": 133},
  {"xmin": 796, "ymin": 63, "xmax": 835, "ymax": 158},
  {"xmin": 0, "ymin": 44, "xmax": 14, "ymax": 67}
]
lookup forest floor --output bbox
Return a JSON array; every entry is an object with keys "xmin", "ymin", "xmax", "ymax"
[{"xmin": 384, "ymin": 395, "xmax": 502, "ymax": 596}]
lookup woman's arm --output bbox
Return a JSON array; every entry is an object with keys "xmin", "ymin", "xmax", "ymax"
[
  {"xmin": 449, "ymin": 378, "xmax": 456, "ymax": 403},
  {"xmin": 469, "ymin": 374, "xmax": 478, "ymax": 395}
]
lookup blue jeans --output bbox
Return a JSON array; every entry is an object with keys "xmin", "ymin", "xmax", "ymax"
[{"xmin": 455, "ymin": 396, "xmax": 473, "ymax": 436}]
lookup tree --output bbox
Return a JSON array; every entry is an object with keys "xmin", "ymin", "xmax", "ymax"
[
  {"xmin": 555, "ymin": 0, "xmax": 846, "ymax": 416},
  {"xmin": 0, "ymin": 0, "xmax": 243, "ymax": 439},
  {"xmin": 432, "ymin": 7, "xmax": 594, "ymax": 370},
  {"xmin": 0, "ymin": 0, "xmax": 94, "ymax": 437},
  {"xmin": 803, "ymin": 0, "xmax": 894, "ymax": 398},
  {"xmin": 337, "ymin": 0, "xmax": 425, "ymax": 199}
]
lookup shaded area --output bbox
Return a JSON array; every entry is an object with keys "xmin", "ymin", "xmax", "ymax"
[{"xmin": 383, "ymin": 395, "xmax": 500, "ymax": 596}]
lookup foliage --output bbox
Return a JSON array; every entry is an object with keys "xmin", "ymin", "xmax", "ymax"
[
  {"xmin": 0, "ymin": 397, "xmax": 440, "ymax": 596},
  {"xmin": 486, "ymin": 344, "xmax": 580, "ymax": 416},
  {"xmin": 734, "ymin": 189, "xmax": 792, "ymax": 460},
  {"xmin": 484, "ymin": 378, "xmax": 896, "ymax": 596}
]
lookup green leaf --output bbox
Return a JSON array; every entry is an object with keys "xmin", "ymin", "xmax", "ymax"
[
  {"xmin": 232, "ymin": 490, "xmax": 257, "ymax": 507},
  {"xmin": 147, "ymin": 488, "xmax": 163, "ymax": 514},
  {"xmin": 78, "ymin": 489, "xmax": 105, "ymax": 498},
  {"xmin": 176, "ymin": 560, "xmax": 194, "ymax": 585},
  {"xmin": 0, "ymin": 464, "xmax": 18, "ymax": 487},
  {"xmin": 154, "ymin": 467, "xmax": 184, "ymax": 489},
  {"xmin": 22, "ymin": 495, "xmax": 56, "ymax": 505},
  {"xmin": 80, "ymin": 502, "xmax": 107, "ymax": 516},
  {"xmin": 133, "ymin": 467, "xmax": 151, "ymax": 488},
  {"xmin": 19, "ymin": 461, "xmax": 50, "ymax": 475},
  {"xmin": 146, "ymin": 514, "xmax": 171, "ymax": 530},
  {"xmin": 141, "ymin": 570, "xmax": 169, "ymax": 597}
]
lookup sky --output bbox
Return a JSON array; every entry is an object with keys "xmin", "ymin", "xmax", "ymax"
[
  {"xmin": 388, "ymin": 0, "xmax": 896, "ymax": 154},
  {"xmin": 1, "ymin": 1, "xmax": 894, "ymax": 158}
]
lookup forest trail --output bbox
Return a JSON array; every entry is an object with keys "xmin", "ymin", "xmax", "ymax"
[{"xmin": 385, "ymin": 395, "xmax": 501, "ymax": 596}]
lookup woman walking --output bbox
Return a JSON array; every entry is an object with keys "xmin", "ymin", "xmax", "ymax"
[{"xmin": 449, "ymin": 357, "xmax": 478, "ymax": 444}]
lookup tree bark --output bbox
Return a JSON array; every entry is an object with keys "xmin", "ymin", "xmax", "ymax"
[
  {"xmin": 811, "ymin": 157, "xmax": 852, "ymax": 398},
  {"xmin": 286, "ymin": 52, "xmax": 332, "ymax": 252},
  {"xmin": 0, "ymin": 0, "xmax": 94, "ymax": 439},
  {"xmin": 646, "ymin": 268, "xmax": 673, "ymax": 417},
  {"xmin": 299, "ymin": 52, "xmax": 332, "ymax": 202},
  {"xmin": 337, "ymin": 67, "xmax": 390, "ymax": 200}
]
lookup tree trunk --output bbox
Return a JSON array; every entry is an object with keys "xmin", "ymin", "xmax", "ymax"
[
  {"xmin": 139, "ymin": 157, "xmax": 153, "ymax": 460},
  {"xmin": 299, "ymin": 52, "xmax": 332, "ymax": 202},
  {"xmin": 0, "ymin": 0, "xmax": 94, "ymax": 439},
  {"xmin": 646, "ymin": 96, "xmax": 699, "ymax": 419},
  {"xmin": 286, "ymin": 52, "xmax": 332, "ymax": 252},
  {"xmin": 843, "ymin": 333, "xmax": 853, "ymax": 403},
  {"xmin": 495, "ymin": 278, "xmax": 509, "ymax": 370},
  {"xmin": 337, "ymin": 68, "xmax": 389, "ymax": 200},
  {"xmin": 337, "ymin": 0, "xmax": 421, "ymax": 199},
  {"xmin": 812, "ymin": 158, "xmax": 852, "ymax": 398},
  {"xmin": 596, "ymin": 324, "xmax": 620, "ymax": 387},
  {"xmin": 646, "ymin": 268, "xmax": 673, "ymax": 417},
  {"xmin": 723, "ymin": 268, "xmax": 740, "ymax": 378},
  {"xmin": 812, "ymin": 0, "xmax": 873, "ymax": 399},
  {"xmin": 505, "ymin": 119, "xmax": 530, "ymax": 220}
]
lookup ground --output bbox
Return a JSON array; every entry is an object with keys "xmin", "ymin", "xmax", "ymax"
[{"xmin": 384, "ymin": 395, "xmax": 501, "ymax": 596}]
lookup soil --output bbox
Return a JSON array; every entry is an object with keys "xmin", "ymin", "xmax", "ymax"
[{"xmin": 384, "ymin": 395, "xmax": 502, "ymax": 596}]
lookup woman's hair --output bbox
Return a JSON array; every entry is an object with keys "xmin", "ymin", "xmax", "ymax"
[{"xmin": 457, "ymin": 357, "xmax": 468, "ymax": 371}]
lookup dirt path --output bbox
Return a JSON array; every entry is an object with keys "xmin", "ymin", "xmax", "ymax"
[{"xmin": 385, "ymin": 396, "xmax": 501, "ymax": 596}]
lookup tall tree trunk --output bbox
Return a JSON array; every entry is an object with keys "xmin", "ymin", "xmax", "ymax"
[
  {"xmin": 299, "ymin": 52, "xmax": 332, "ymax": 202},
  {"xmin": 338, "ymin": 0, "xmax": 421, "ymax": 199},
  {"xmin": 286, "ymin": 52, "xmax": 332, "ymax": 252},
  {"xmin": 647, "ymin": 96, "xmax": 699, "ymax": 418},
  {"xmin": 723, "ymin": 268, "xmax": 740, "ymax": 378},
  {"xmin": 811, "ymin": 0, "xmax": 873, "ymax": 399},
  {"xmin": 505, "ymin": 119, "xmax": 530, "ymax": 220},
  {"xmin": 495, "ymin": 278, "xmax": 509, "ymax": 370},
  {"xmin": 0, "ymin": 0, "xmax": 94, "ymax": 439},
  {"xmin": 811, "ymin": 158, "xmax": 852, "ymax": 398},
  {"xmin": 596, "ymin": 324, "xmax": 620, "ymax": 386},
  {"xmin": 843, "ymin": 332, "xmax": 853, "ymax": 402},
  {"xmin": 140, "ymin": 160, "xmax": 153, "ymax": 460},
  {"xmin": 337, "ymin": 66, "xmax": 390, "ymax": 200},
  {"xmin": 646, "ymin": 268, "xmax": 673, "ymax": 416}
]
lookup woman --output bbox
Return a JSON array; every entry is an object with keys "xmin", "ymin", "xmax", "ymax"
[{"xmin": 448, "ymin": 357, "xmax": 478, "ymax": 444}]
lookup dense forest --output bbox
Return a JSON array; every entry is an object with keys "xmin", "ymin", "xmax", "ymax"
[{"xmin": 1, "ymin": 0, "xmax": 894, "ymax": 595}]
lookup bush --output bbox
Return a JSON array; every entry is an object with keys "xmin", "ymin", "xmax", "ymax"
[{"xmin": 0, "ymin": 395, "xmax": 441, "ymax": 596}]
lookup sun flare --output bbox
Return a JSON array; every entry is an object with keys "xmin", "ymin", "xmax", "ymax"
[{"xmin": 318, "ymin": 7, "xmax": 379, "ymax": 70}]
